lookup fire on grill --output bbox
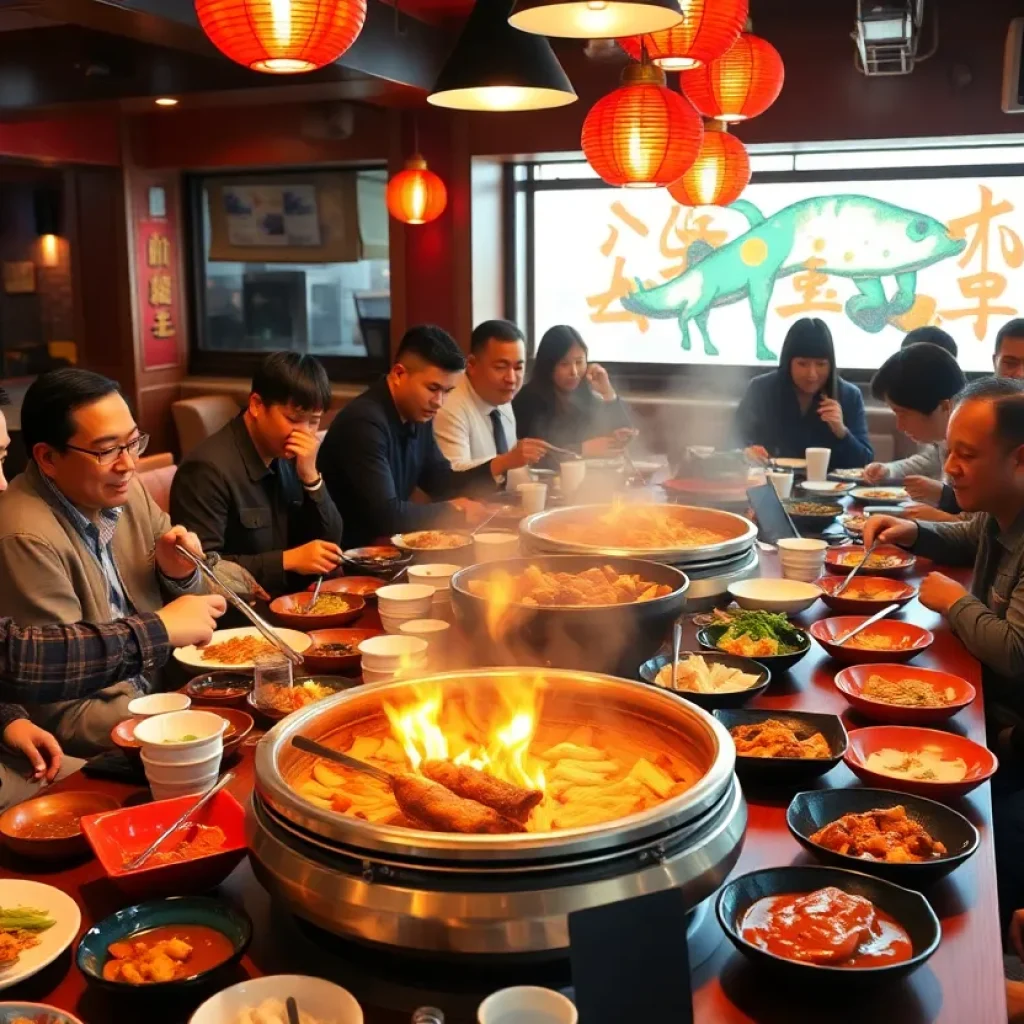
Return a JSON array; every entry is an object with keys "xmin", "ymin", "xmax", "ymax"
[{"xmin": 288, "ymin": 675, "xmax": 702, "ymax": 834}]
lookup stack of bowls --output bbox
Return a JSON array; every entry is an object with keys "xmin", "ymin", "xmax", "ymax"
[
  {"xmin": 777, "ymin": 538, "xmax": 828, "ymax": 582},
  {"xmin": 358, "ymin": 635, "xmax": 429, "ymax": 685},
  {"xmin": 133, "ymin": 710, "xmax": 227, "ymax": 801},
  {"xmin": 398, "ymin": 619, "xmax": 451, "ymax": 668},
  {"xmin": 377, "ymin": 583, "xmax": 435, "ymax": 633},
  {"xmin": 407, "ymin": 564, "xmax": 459, "ymax": 620}
]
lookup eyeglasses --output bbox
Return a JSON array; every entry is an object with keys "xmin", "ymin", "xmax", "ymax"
[{"xmin": 64, "ymin": 432, "xmax": 150, "ymax": 467}]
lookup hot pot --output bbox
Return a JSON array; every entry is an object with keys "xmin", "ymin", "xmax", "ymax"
[{"xmin": 248, "ymin": 668, "xmax": 745, "ymax": 958}]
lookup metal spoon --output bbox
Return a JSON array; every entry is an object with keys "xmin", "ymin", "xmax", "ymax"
[
  {"xmin": 671, "ymin": 620, "xmax": 682, "ymax": 690},
  {"xmin": 834, "ymin": 540, "xmax": 879, "ymax": 596},
  {"xmin": 309, "ymin": 575, "xmax": 324, "ymax": 609},
  {"xmin": 831, "ymin": 603, "xmax": 900, "ymax": 646}
]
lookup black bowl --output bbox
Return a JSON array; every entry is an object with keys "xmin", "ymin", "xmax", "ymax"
[
  {"xmin": 639, "ymin": 651, "xmax": 770, "ymax": 710},
  {"xmin": 782, "ymin": 499, "xmax": 843, "ymax": 533},
  {"xmin": 714, "ymin": 708, "xmax": 848, "ymax": 784},
  {"xmin": 716, "ymin": 865, "xmax": 941, "ymax": 987},
  {"xmin": 786, "ymin": 787, "xmax": 980, "ymax": 887},
  {"xmin": 340, "ymin": 546, "xmax": 414, "ymax": 580},
  {"xmin": 696, "ymin": 623, "xmax": 811, "ymax": 674}
]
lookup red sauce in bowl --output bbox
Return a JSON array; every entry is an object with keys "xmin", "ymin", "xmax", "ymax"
[{"xmin": 739, "ymin": 886, "xmax": 913, "ymax": 968}]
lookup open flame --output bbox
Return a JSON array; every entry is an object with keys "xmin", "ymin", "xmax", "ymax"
[{"xmin": 383, "ymin": 676, "xmax": 546, "ymax": 792}]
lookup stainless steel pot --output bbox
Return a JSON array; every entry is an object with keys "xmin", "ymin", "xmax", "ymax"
[{"xmin": 248, "ymin": 669, "xmax": 745, "ymax": 956}]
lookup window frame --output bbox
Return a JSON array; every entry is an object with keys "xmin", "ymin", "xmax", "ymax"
[{"xmin": 185, "ymin": 167, "xmax": 390, "ymax": 383}]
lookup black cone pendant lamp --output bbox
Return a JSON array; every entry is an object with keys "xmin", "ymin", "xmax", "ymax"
[{"xmin": 429, "ymin": 0, "xmax": 577, "ymax": 111}]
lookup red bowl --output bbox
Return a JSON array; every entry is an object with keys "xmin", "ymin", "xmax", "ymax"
[
  {"xmin": 269, "ymin": 591, "xmax": 365, "ymax": 630},
  {"xmin": 844, "ymin": 725, "xmax": 997, "ymax": 799},
  {"xmin": 80, "ymin": 789, "xmax": 247, "ymax": 899},
  {"xmin": 824, "ymin": 544, "xmax": 916, "ymax": 578},
  {"xmin": 302, "ymin": 627, "xmax": 384, "ymax": 674},
  {"xmin": 817, "ymin": 575, "xmax": 918, "ymax": 615},
  {"xmin": 809, "ymin": 616, "xmax": 933, "ymax": 665},
  {"xmin": 306, "ymin": 576, "xmax": 386, "ymax": 603},
  {"xmin": 834, "ymin": 663, "xmax": 977, "ymax": 725}
]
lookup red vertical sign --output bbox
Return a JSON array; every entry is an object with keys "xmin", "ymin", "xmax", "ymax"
[{"xmin": 134, "ymin": 177, "xmax": 184, "ymax": 370}]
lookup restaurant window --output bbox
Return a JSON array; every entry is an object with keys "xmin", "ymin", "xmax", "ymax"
[
  {"xmin": 509, "ymin": 142, "xmax": 1024, "ymax": 378},
  {"xmin": 189, "ymin": 168, "xmax": 390, "ymax": 379}
]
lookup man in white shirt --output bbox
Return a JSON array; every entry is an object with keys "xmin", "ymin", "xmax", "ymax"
[{"xmin": 434, "ymin": 319, "xmax": 547, "ymax": 477}]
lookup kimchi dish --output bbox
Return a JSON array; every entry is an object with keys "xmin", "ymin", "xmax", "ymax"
[
  {"xmin": 842, "ymin": 631, "xmax": 916, "ymax": 652},
  {"xmin": 542, "ymin": 504, "xmax": 729, "ymax": 551},
  {"xmin": 467, "ymin": 564, "xmax": 673, "ymax": 607},
  {"xmin": 288, "ymin": 678, "xmax": 703, "ymax": 834},
  {"xmin": 810, "ymin": 806, "xmax": 947, "ymax": 863},
  {"xmin": 730, "ymin": 719, "xmax": 831, "ymax": 759}
]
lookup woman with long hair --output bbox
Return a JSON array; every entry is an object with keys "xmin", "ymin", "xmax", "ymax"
[
  {"xmin": 513, "ymin": 325, "xmax": 633, "ymax": 455},
  {"xmin": 734, "ymin": 318, "xmax": 873, "ymax": 469}
]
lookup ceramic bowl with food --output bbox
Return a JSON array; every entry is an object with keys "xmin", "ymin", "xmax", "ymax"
[
  {"xmin": 247, "ymin": 675, "xmax": 355, "ymax": 723},
  {"xmin": 798, "ymin": 480, "xmax": 856, "ymax": 496},
  {"xmin": 834, "ymin": 663, "xmax": 976, "ymax": 725},
  {"xmin": 850, "ymin": 486, "xmax": 910, "ymax": 504},
  {"xmin": 639, "ymin": 651, "xmax": 770, "ymax": 710},
  {"xmin": 340, "ymin": 545, "xmax": 413, "ymax": 580},
  {"xmin": 390, "ymin": 531, "xmax": 473, "ymax": 558},
  {"xmin": 127, "ymin": 693, "xmax": 191, "ymax": 718},
  {"xmin": 781, "ymin": 499, "xmax": 843, "ymax": 532},
  {"xmin": 839, "ymin": 513, "xmax": 867, "ymax": 538},
  {"xmin": 406, "ymin": 563, "xmax": 460, "ymax": 591},
  {"xmin": 0, "ymin": 792, "xmax": 119, "ymax": 862},
  {"xmin": 268, "ymin": 591, "xmax": 365, "ymax": 631},
  {"xmin": 0, "ymin": 1006, "xmax": 85, "ymax": 1024},
  {"xmin": 81, "ymin": 790, "xmax": 247, "ymax": 900},
  {"xmin": 183, "ymin": 672, "xmax": 253, "ymax": 709},
  {"xmin": 844, "ymin": 725, "xmax": 998, "ymax": 799},
  {"xmin": 716, "ymin": 865, "xmax": 940, "ymax": 986},
  {"xmin": 76, "ymin": 896, "xmax": 251, "ymax": 992},
  {"xmin": 824, "ymin": 544, "xmax": 916, "ymax": 577},
  {"xmin": 133, "ymin": 710, "xmax": 228, "ymax": 766},
  {"xmin": 727, "ymin": 578, "xmax": 821, "ymax": 615},
  {"xmin": 713, "ymin": 708, "xmax": 848, "ymax": 785},
  {"xmin": 696, "ymin": 620, "xmax": 811, "ymax": 675},
  {"xmin": 113, "ymin": 709, "xmax": 252, "ymax": 765},
  {"xmin": 817, "ymin": 575, "xmax": 917, "ymax": 615},
  {"xmin": 302, "ymin": 628, "xmax": 383, "ymax": 674},
  {"xmin": 809, "ymin": 617, "xmax": 933, "ymax": 666},
  {"xmin": 307, "ymin": 576, "xmax": 385, "ymax": 603},
  {"xmin": 189, "ymin": 974, "xmax": 364, "ymax": 1024},
  {"xmin": 786, "ymin": 788, "xmax": 980, "ymax": 887}
]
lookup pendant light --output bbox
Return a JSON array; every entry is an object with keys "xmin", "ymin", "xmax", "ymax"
[
  {"xmin": 387, "ymin": 155, "xmax": 448, "ymax": 225},
  {"xmin": 618, "ymin": 0, "xmax": 748, "ymax": 71},
  {"xmin": 509, "ymin": 0, "xmax": 682, "ymax": 42},
  {"xmin": 430, "ymin": 0, "xmax": 576, "ymax": 111},
  {"xmin": 667, "ymin": 122, "xmax": 750, "ymax": 206},
  {"xmin": 582, "ymin": 58, "xmax": 703, "ymax": 188},
  {"xmin": 195, "ymin": 0, "xmax": 367, "ymax": 73},
  {"xmin": 679, "ymin": 29, "xmax": 784, "ymax": 122}
]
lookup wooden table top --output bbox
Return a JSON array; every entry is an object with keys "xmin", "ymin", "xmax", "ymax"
[{"xmin": 0, "ymin": 553, "xmax": 1008, "ymax": 1024}]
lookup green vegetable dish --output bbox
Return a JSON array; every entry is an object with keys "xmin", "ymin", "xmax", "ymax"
[{"xmin": 714, "ymin": 611, "xmax": 805, "ymax": 658}]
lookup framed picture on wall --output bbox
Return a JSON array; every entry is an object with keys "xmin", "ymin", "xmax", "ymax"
[{"xmin": 3, "ymin": 261, "xmax": 35, "ymax": 294}]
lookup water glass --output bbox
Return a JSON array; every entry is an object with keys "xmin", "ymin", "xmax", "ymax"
[{"xmin": 254, "ymin": 651, "xmax": 293, "ymax": 707}]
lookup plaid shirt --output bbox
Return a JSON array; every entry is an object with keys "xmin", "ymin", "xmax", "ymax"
[{"xmin": 0, "ymin": 613, "xmax": 171, "ymax": 732}]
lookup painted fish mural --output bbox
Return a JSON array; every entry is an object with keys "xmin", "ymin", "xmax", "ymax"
[{"xmin": 620, "ymin": 195, "xmax": 968, "ymax": 361}]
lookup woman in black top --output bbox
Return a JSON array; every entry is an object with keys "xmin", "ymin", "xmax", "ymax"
[{"xmin": 513, "ymin": 326, "xmax": 632, "ymax": 457}]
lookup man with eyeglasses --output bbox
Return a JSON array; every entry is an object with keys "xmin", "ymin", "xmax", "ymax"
[{"xmin": 0, "ymin": 369, "xmax": 210, "ymax": 757}]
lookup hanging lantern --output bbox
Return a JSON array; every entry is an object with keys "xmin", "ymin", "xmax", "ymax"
[
  {"xmin": 667, "ymin": 122, "xmax": 750, "ymax": 206},
  {"xmin": 386, "ymin": 156, "xmax": 448, "ymax": 225},
  {"xmin": 195, "ymin": 0, "xmax": 367, "ymax": 73},
  {"xmin": 679, "ymin": 31, "xmax": 784, "ymax": 122},
  {"xmin": 618, "ymin": 0, "xmax": 747, "ymax": 71},
  {"xmin": 582, "ymin": 62, "xmax": 703, "ymax": 188}
]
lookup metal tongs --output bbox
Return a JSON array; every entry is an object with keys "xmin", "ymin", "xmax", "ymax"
[{"xmin": 174, "ymin": 544, "xmax": 304, "ymax": 666}]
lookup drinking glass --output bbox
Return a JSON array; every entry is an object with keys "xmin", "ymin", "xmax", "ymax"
[{"xmin": 254, "ymin": 651, "xmax": 293, "ymax": 709}]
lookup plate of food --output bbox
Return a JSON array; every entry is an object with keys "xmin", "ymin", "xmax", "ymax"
[
  {"xmin": 306, "ymin": 576, "xmax": 386, "ymax": 603},
  {"xmin": 340, "ymin": 546, "xmax": 413, "ymax": 579},
  {"xmin": 247, "ymin": 675, "xmax": 355, "ymax": 722},
  {"xmin": 844, "ymin": 725, "xmax": 998, "ymax": 798},
  {"xmin": 302, "ymin": 628, "xmax": 384, "ymax": 674},
  {"xmin": 0, "ymin": 791, "xmax": 120, "ymax": 862},
  {"xmin": 851, "ymin": 486, "xmax": 910, "ymax": 503},
  {"xmin": 0, "ymin": 880, "xmax": 81, "ymax": 992},
  {"xmin": 268, "ymin": 591, "xmax": 365, "ymax": 631},
  {"xmin": 817, "ymin": 575, "xmax": 917, "ymax": 615},
  {"xmin": 834, "ymin": 664, "xmax": 976, "ymax": 724},
  {"xmin": 830, "ymin": 468, "xmax": 866, "ymax": 481},
  {"xmin": 716, "ymin": 865, "xmax": 940, "ymax": 986},
  {"xmin": 391, "ymin": 531, "xmax": 472, "ymax": 554},
  {"xmin": 840, "ymin": 513, "xmax": 867, "ymax": 537},
  {"xmin": 772, "ymin": 457, "xmax": 807, "ymax": 472},
  {"xmin": 639, "ymin": 651, "xmax": 770, "ymax": 709},
  {"xmin": 781, "ymin": 499, "xmax": 843, "ymax": 532},
  {"xmin": 809, "ymin": 617, "xmax": 933, "ymax": 665},
  {"xmin": 798, "ymin": 480, "xmax": 856, "ymax": 496},
  {"xmin": 713, "ymin": 708, "xmax": 848, "ymax": 784},
  {"xmin": 173, "ymin": 627, "xmax": 311, "ymax": 671},
  {"xmin": 696, "ymin": 610, "xmax": 811, "ymax": 673},
  {"xmin": 190, "ymin": 975, "xmax": 364, "ymax": 1024},
  {"xmin": 824, "ymin": 544, "xmax": 916, "ymax": 577},
  {"xmin": 0, "ymin": 1005, "xmax": 86, "ymax": 1024},
  {"xmin": 786, "ymin": 788, "xmax": 980, "ymax": 887}
]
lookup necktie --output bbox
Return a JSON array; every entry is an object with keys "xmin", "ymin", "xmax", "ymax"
[{"xmin": 490, "ymin": 409, "xmax": 509, "ymax": 456}]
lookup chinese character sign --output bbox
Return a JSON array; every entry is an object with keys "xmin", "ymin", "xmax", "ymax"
[
  {"xmin": 134, "ymin": 179, "xmax": 183, "ymax": 369},
  {"xmin": 532, "ymin": 176, "xmax": 1024, "ymax": 373}
]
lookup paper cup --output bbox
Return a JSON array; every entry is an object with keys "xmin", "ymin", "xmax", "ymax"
[
  {"xmin": 478, "ymin": 986, "xmax": 578, "ymax": 1024},
  {"xmin": 766, "ymin": 471, "xmax": 793, "ymax": 499},
  {"xmin": 805, "ymin": 447, "xmax": 831, "ymax": 481},
  {"xmin": 559, "ymin": 460, "xmax": 586, "ymax": 494},
  {"xmin": 517, "ymin": 482, "xmax": 548, "ymax": 516},
  {"xmin": 507, "ymin": 466, "xmax": 532, "ymax": 492}
]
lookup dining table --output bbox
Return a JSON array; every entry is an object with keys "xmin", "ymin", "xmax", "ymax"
[{"xmin": 0, "ymin": 543, "xmax": 1009, "ymax": 1023}]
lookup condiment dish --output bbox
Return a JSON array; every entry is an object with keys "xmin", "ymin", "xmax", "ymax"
[
  {"xmin": 639, "ymin": 651, "xmax": 770, "ymax": 710},
  {"xmin": 833, "ymin": 663, "xmax": 976, "ymax": 724}
]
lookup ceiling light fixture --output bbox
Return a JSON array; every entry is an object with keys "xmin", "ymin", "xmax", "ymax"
[
  {"xmin": 509, "ymin": 0, "xmax": 682, "ymax": 42},
  {"xmin": 667, "ymin": 121, "xmax": 750, "ymax": 206},
  {"xmin": 430, "ymin": 0, "xmax": 576, "ymax": 111},
  {"xmin": 618, "ymin": 0, "xmax": 748, "ymax": 71},
  {"xmin": 154, "ymin": 97, "xmax": 179, "ymax": 106},
  {"xmin": 387, "ymin": 155, "xmax": 448, "ymax": 225}
]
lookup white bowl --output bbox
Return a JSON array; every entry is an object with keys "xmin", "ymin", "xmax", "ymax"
[
  {"xmin": 399, "ymin": 619, "xmax": 451, "ymax": 642},
  {"xmin": 779, "ymin": 555, "xmax": 827, "ymax": 569},
  {"xmin": 780, "ymin": 566, "xmax": 823, "ymax": 583},
  {"xmin": 777, "ymin": 538, "xmax": 828, "ymax": 554},
  {"xmin": 358, "ymin": 634, "xmax": 429, "ymax": 667},
  {"xmin": 133, "ymin": 710, "xmax": 227, "ymax": 764},
  {"xmin": 477, "ymin": 986, "xmax": 577, "ymax": 1024},
  {"xmin": 407, "ymin": 564, "xmax": 459, "ymax": 590},
  {"xmin": 149, "ymin": 777, "xmax": 220, "ymax": 801},
  {"xmin": 799, "ymin": 480, "xmax": 851, "ymax": 495},
  {"xmin": 473, "ymin": 531, "xmax": 519, "ymax": 562},
  {"xmin": 361, "ymin": 665, "xmax": 399, "ymax": 685},
  {"xmin": 141, "ymin": 749, "xmax": 222, "ymax": 785},
  {"xmin": 728, "ymin": 578, "xmax": 821, "ymax": 613},
  {"xmin": 377, "ymin": 584, "xmax": 435, "ymax": 618},
  {"xmin": 127, "ymin": 692, "xmax": 191, "ymax": 717},
  {"xmin": 190, "ymin": 974, "xmax": 363, "ymax": 1024}
]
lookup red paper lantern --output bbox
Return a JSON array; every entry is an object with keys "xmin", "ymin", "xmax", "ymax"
[
  {"xmin": 667, "ymin": 123, "xmax": 750, "ymax": 206},
  {"xmin": 386, "ymin": 156, "xmax": 448, "ymax": 225},
  {"xmin": 582, "ymin": 63, "xmax": 703, "ymax": 188},
  {"xmin": 618, "ymin": 0, "xmax": 747, "ymax": 71},
  {"xmin": 195, "ymin": 0, "xmax": 367, "ymax": 73},
  {"xmin": 679, "ymin": 31, "xmax": 784, "ymax": 122}
]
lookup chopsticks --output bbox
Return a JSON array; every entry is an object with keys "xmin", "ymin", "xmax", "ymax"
[
  {"xmin": 174, "ymin": 544, "xmax": 304, "ymax": 666},
  {"xmin": 831, "ymin": 603, "xmax": 900, "ymax": 646},
  {"xmin": 671, "ymin": 620, "xmax": 682, "ymax": 690},
  {"xmin": 123, "ymin": 772, "xmax": 235, "ymax": 871},
  {"xmin": 833, "ymin": 541, "xmax": 878, "ymax": 596},
  {"xmin": 545, "ymin": 443, "xmax": 582, "ymax": 461},
  {"xmin": 309, "ymin": 575, "xmax": 324, "ymax": 609}
]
